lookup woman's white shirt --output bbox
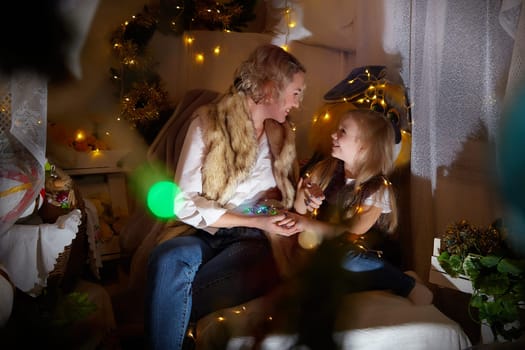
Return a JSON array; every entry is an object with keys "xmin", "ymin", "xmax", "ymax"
[{"xmin": 174, "ymin": 117, "xmax": 277, "ymax": 233}]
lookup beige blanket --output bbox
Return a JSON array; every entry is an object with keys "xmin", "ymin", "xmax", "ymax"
[{"xmin": 119, "ymin": 89, "xmax": 220, "ymax": 290}]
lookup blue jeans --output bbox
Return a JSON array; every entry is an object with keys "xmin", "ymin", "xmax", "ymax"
[
  {"xmin": 341, "ymin": 249, "xmax": 415, "ymax": 296},
  {"xmin": 145, "ymin": 227, "xmax": 280, "ymax": 350}
]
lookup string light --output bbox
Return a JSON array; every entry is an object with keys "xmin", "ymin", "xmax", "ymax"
[
  {"xmin": 195, "ymin": 53, "xmax": 205, "ymax": 64},
  {"xmin": 75, "ymin": 130, "xmax": 86, "ymax": 141}
]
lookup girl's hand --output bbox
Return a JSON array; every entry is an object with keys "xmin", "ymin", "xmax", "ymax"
[{"xmin": 298, "ymin": 176, "xmax": 325, "ymax": 213}]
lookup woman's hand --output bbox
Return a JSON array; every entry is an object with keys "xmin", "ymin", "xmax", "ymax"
[
  {"xmin": 294, "ymin": 176, "xmax": 325, "ymax": 214},
  {"xmin": 211, "ymin": 211, "xmax": 300, "ymax": 236},
  {"xmin": 261, "ymin": 212, "xmax": 301, "ymax": 236}
]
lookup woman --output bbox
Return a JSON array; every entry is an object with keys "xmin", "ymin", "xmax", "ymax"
[
  {"xmin": 145, "ymin": 44, "xmax": 306, "ymax": 350},
  {"xmin": 291, "ymin": 109, "xmax": 432, "ymax": 304}
]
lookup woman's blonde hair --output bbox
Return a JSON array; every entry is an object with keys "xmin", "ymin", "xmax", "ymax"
[
  {"xmin": 310, "ymin": 109, "xmax": 398, "ymax": 233},
  {"xmin": 233, "ymin": 44, "xmax": 306, "ymax": 104}
]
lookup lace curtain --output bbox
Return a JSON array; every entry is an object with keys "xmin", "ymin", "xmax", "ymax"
[
  {"xmin": 407, "ymin": 0, "xmax": 524, "ymax": 277},
  {"xmin": 0, "ymin": 74, "xmax": 47, "ymax": 235}
]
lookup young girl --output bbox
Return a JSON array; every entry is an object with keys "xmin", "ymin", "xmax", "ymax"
[{"xmin": 290, "ymin": 108, "xmax": 432, "ymax": 304}]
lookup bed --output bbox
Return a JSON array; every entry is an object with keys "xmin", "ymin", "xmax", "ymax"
[
  {"xmin": 120, "ymin": 86, "xmax": 473, "ymax": 350},
  {"xmin": 195, "ymin": 290, "xmax": 472, "ymax": 350}
]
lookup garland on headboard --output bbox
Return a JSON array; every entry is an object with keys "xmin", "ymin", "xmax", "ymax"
[{"xmin": 109, "ymin": 0, "xmax": 257, "ymax": 143}]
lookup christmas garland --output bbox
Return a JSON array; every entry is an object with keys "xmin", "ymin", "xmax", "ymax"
[{"xmin": 109, "ymin": 0, "xmax": 257, "ymax": 138}]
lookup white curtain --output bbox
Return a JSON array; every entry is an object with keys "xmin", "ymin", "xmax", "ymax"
[
  {"xmin": 408, "ymin": 0, "xmax": 523, "ymax": 278},
  {"xmin": 0, "ymin": 74, "xmax": 47, "ymax": 235}
]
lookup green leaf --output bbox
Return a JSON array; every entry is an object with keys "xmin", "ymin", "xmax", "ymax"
[
  {"xmin": 497, "ymin": 258, "xmax": 525, "ymax": 276},
  {"xmin": 476, "ymin": 273, "xmax": 509, "ymax": 295},
  {"xmin": 438, "ymin": 251, "xmax": 461, "ymax": 277},
  {"xmin": 480, "ymin": 255, "xmax": 501, "ymax": 268},
  {"xmin": 448, "ymin": 254, "xmax": 464, "ymax": 274},
  {"xmin": 463, "ymin": 255, "xmax": 480, "ymax": 280},
  {"xmin": 52, "ymin": 292, "xmax": 97, "ymax": 328},
  {"xmin": 470, "ymin": 294, "xmax": 485, "ymax": 308},
  {"xmin": 438, "ymin": 251, "xmax": 450, "ymax": 261}
]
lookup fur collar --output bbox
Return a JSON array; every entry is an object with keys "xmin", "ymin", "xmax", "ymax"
[{"xmin": 198, "ymin": 93, "xmax": 298, "ymax": 208}]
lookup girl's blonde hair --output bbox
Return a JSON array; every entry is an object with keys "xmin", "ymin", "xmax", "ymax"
[
  {"xmin": 310, "ymin": 109, "xmax": 398, "ymax": 233},
  {"xmin": 232, "ymin": 44, "xmax": 306, "ymax": 104}
]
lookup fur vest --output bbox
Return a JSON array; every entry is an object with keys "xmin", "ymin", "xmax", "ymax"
[{"xmin": 196, "ymin": 92, "xmax": 299, "ymax": 209}]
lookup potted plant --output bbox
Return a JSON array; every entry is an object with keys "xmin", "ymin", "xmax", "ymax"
[{"xmin": 437, "ymin": 219, "xmax": 525, "ymax": 342}]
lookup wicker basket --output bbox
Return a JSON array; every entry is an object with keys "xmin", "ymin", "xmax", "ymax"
[{"xmin": 40, "ymin": 188, "xmax": 88, "ymax": 292}]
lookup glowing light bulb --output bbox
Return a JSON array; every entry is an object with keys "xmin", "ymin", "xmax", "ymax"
[
  {"xmin": 323, "ymin": 112, "xmax": 330, "ymax": 120},
  {"xmin": 91, "ymin": 149, "xmax": 102, "ymax": 158},
  {"xmin": 195, "ymin": 53, "xmax": 204, "ymax": 63},
  {"xmin": 75, "ymin": 130, "xmax": 86, "ymax": 141},
  {"xmin": 213, "ymin": 46, "xmax": 220, "ymax": 55}
]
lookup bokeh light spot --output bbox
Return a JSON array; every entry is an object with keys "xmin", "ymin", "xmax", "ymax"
[
  {"xmin": 147, "ymin": 181, "xmax": 180, "ymax": 219},
  {"xmin": 298, "ymin": 230, "xmax": 322, "ymax": 249}
]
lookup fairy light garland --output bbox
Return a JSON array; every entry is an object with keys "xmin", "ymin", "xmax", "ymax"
[
  {"xmin": 312, "ymin": 67, "xmax": 412, "ymax": 132},
  {"xmin": 281, "ymin": 0, "xmax": 293, "ymax": 51}
]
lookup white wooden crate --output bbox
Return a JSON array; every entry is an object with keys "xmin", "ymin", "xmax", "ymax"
[{"xmin": 429, "ymin": 238, "xmax": 473, "ymax": 294}]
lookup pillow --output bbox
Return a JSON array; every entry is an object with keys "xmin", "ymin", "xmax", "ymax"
[{"xmin": 264, "ymin": 0, "xmax": 358, "ymax": 51}]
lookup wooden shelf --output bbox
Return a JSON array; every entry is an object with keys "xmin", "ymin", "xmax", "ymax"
[{"xmin": 63, "ymin": 166, "xmax": 128, "ymax": 176}]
